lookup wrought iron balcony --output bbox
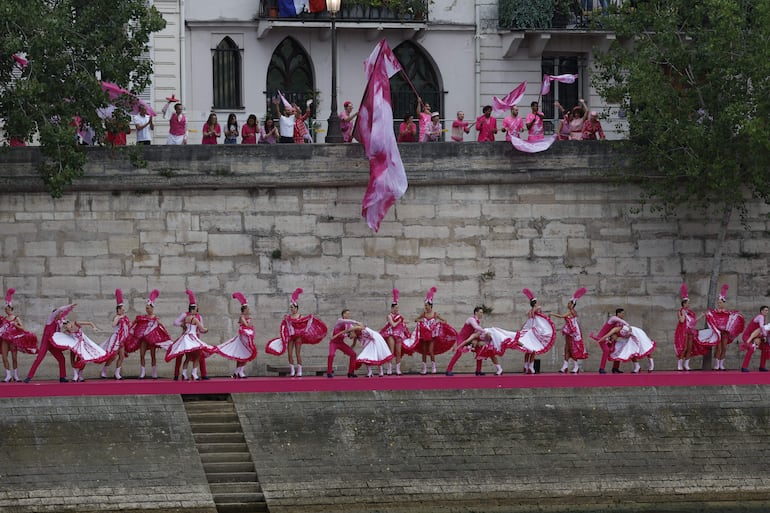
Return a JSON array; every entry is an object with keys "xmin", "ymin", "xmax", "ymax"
[
  {"xmin": 257, "ymin": 0, "xmax": 430, "ymax": 23},
  {"xmin": 498, "ymin": 0, "xmax": 624, "ymax": 30}
]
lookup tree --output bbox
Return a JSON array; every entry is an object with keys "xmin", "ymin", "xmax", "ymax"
[
  {"xmin": 0, "ymin": 0, "xmax": 166, "ymax": 197},
  {"xmin": 593, "ymin": 0, "xmax": 770, "ymax": 311}
]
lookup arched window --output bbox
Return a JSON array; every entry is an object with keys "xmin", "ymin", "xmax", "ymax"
[
  {"xmin": 265, "ymin": 38, "xmax": 315, "ymax": 117},
  {"xmin": 212, "ymin": 37, "xmax": 242, "ymax": 110},
  {"xmin": 390, "ymin": 41, "xmax": 442, "ymax": 135}
]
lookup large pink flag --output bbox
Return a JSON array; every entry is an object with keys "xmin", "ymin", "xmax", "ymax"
[
  {"xmin": 353, "ymin": 40, "xmax": 408, "ymax": 233},
  {"xmin": 492, "ymin": 81, "xmax": 527, "ymax": 116},
  {"xmin": 540, "ymin": 74, "xmax": 579, "ymax": 96},
  {"xmin": 510, "ymin": 134, "xmax": 557, "ymax": 153}
]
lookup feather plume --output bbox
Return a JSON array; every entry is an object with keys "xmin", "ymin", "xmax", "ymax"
[
  {"xmin": 186, "ymin": 289, "xmax": 197, "ymax": 306},
  {"xmin": 115, "ymin": 288, "xmax": 124, "ymax": 306},
  {"xmin": 147, "ymin": 289, "xmax": 160, "ymax": 305},
  {"xmin": 232, "ymin": 292, "xmax": 248, "ymax": 306},
  {"xmin": 425, "ymin": 286, "xmax": 437, "ymax": 304},
  {"xmin": 680, "ymin": 283, "xmax": 688, "ymax": 300},
  {"xmin": 5, "ymin": 288, "xmax": 15, "ymax": 306},
  {"xmin": 290, "ymin": 288, "xmax": 303, "ymax": 305},
  {"xmin": 392, "ymin": 288, "xmax": 399, "ymax": 305},
  {"xmin": 571, "ymin": 287, "xmax": 587, "ymax": 303},
  {"xmin": 522, "ymin": 288, "xmax": 536, "ymax": 301},
  {"xmin": 719, "ymin": 284, "xmax": 729, "ymax": 301}
]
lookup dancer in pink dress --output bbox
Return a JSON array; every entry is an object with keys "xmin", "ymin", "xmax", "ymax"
[
  {"xmin": 1, "ymin": 289, "xmax": 38, "ymax": 382},
  {"xmin": 699, "ymin": 285, "xmax": 745, "ymax": 371},
  {"xmin": 510, "ymin": 289, "xmax": 556, "ymax": 374},
  {"xmin": 740, "ymin": 305, "xmax": 769, "ymax": 372},
  {"xmin": 592, "ymin": 308, "xmax": 656, "ymax": 374},
  {"xmin": 217, "ymin": 292, "xmax": 257, "ymax": 378},
  {"xmin": 25, "ymin": 303, "xmax": 75, "ymax": 383},
  {"xmin": 445, "ymin": 307, "xmax": 504, "ymax": 376},
  {"xmin": 674, "ymin": 283, "xmax": 707, "ymax": 371},
  {"xmin": 414, "ymin": 287, "xmax": 457, "ymax": 374},
  {"xmin": 126, "ymin": 289, "xmax": 172, "ymax": 379},
  {"xmin": 99, "ymin": 289, "xmax": 131, "ymax": 380},
  {"xmin": 51, "ymin": 313, "xmax": 107, "ymax": 382},
  {"xmin": 328, "ymin": 309, "xmax": 362, "ymax": 379},
  {"xmin": 551, "ymin": 288, "xmax": 589, "ymax": 374},
  {"xmin": 265, "ymin": 288, "xmax": 328, "ymax": 377},
  {"xmin": 379, "ymin": 289, "xmax": 411, "ymax": 376},
  {"xmin": 165, "ymin": 290, "xmax": 215, "ymax": 381}
]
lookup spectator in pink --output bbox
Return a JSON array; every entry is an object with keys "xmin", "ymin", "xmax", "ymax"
[
  {"xmin": 426, "ymin": 112, "xmax": 442, "ymax": 142},
  {"xmin": 201, "ymin": 113, "xmax": 221, "ymax": 144},
  {"xmin": 292, "ymin": 103, "xmax": 310, "ymax": 144},
  {"xmin": 259, "ymin": 117, "xmax": 278, "ymax": 144},
  {"xmin": 166, "ymin": 103, "xmax": 187, "ymax": 145},
  {"xmin": 241, "ymin": 114, "xmax": 259, "ymax": 144},
  {"xmin": 339, "ymin": 101, "xmax": 358, "ymax": 143},
  {"xmin": 555, "ymin": 102, "xmax": 571, "ymax": 140},
  {"xmin": 475, "ymin": 105, "xmax": 497, "ymax": 142},
  {"xmin": 501, "ymin": 105, "xmax": 524, "ymax": 141},
  {"xmin": 582, "ymin": 111, "xmax": 606, "ymax": 140},
  {"xmin": 416, "ymin": 99, "xmax": 432, "ymax": 142},
  {"xmin": 525, "ymin": 101, "xmax": 545, "ymax": 142},
  {"xmin": 398, "ymin": 114, "xmax": 417, "ymax": 142},
  {"xmin": 450, "ymin": 111, "xmax": 470, "ymax": 142}
]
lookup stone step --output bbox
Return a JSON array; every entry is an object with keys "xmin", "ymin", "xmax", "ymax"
[
  {"xmin": 189, "ymin": 421, "xmax": 243, "ymax": 433},
  {"xmin": 209, "ymin": 482, "xmax": 262, "ymax": 495},
  {"xmin": 200, "ymin": 452, "xmax": 253, "ymax": 464},
  {"xmin": 196, "ymin": 442, "xmax": 250, "ymax": 454},
  {"xmin": 206, "ymin": 472, "xmax": 259, "ymax": 483},
  {"xmin": 187, "ymin": 411, "xmax": 239, "ymax": 423},
  {"xmin": 183, "ymin": 401, "xmax": 235, "ymax": 413},
  {"xmin": 216, "ymin": 502, "xmax": 269, "ymax": 513},
  {"xmin": 213, "ymin": 492, "xmax": 266, "ymax": 504},
  {"xmin": 204, "ymin": 461, "xmax": 255, "ymax": 474},
  {"xmin": 194, "ymin": 432, "xmax": 246, "ymax": 444}
]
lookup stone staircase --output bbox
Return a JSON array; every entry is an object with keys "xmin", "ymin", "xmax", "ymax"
[{"xmin": 183, "ymin": 395, "xmax": 269, "ymax": 513}]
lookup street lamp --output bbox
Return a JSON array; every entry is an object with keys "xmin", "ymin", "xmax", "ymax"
[{"xmin": 325, "ymin": 0, "xmax": 343, "ymax": 143}]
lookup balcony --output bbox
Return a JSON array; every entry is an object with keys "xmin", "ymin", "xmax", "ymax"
[
  {"xmin": 257, "ymin": 0, "xmax": 431, "ymax": 23},
  {"xmin": 498, "ymin": 0, "xmax": 623, "ymax": 30}
]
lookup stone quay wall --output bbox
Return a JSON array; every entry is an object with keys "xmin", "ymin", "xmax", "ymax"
[{"xmin": 0, "ymin": 142, "xmax": 768, "ymax": 377}]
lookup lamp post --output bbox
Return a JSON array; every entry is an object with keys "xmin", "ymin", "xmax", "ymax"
[{"xmin": 325, "ymin": 0, "xmax": 343, "ymax": 143}]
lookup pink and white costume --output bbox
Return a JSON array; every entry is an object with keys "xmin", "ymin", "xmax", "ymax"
[
  {"xmin": 740, "ymin": 311, "xmax": 770, "ymax": 371},
  {"xmin": 699, "ymin": 309, "xmax": 745, "ymax": 346},
  {"xmin": 510, "ymin": 313, "xmax": 556, "ymax": 354},
  {"xmin": 379, "ymin": 314, "xmax": 411, "ymax": 345},
  {"xmin": 25, "ymin": 304, "xmax": 75, "ymax": 381},
  {"xmin": 475, "ymin": 114, "xmax": 497, "ymax": 142},
  {"xmin": 502, "ymin": 115, "xmax": 524, "ymax": 141},
  {"xmin": 355, "ymin": 326, "xmax": 393, "ymax": 367},
  {"xmin": 125, "ymin": 290, "xmax": 172, "ymax": 353},
  {"xmin": 525, "ymin": 111, "xmax": 545, "ymax": 141},
  {"xmin": 217, "ymin": 292, "xmax": 257, "ymax": 364},
  {"xmin": 165, "ymin": 291, "xmax": 216, "ymax": 363},
  {"xmin": 592, "ymin": 316, "xmax": 656, "ymax": 362},
  {"xmin": 52, "ymin": 323, "xmax": 109, "ymax": 368},
  {"xmin": 101, "ymin": 289, "xmax": 130, "ymax": 361},
  {"xmin": 0, "ymin": 289, "xmax": 38, "ymax": 355},
  {"xmin": 414, "ymin": 315, "xmax": 457, "ymax": 357},
  {"xmin": 265, "ymin": 288, "xmax": 329, "ymax": 356}
]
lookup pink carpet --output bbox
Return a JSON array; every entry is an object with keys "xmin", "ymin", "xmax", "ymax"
[{"xmin": 1, "ymin": 370, "xmax": 768, "ymax": 398}]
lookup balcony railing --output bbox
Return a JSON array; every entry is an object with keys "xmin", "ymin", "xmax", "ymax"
[
  {"xmin": 498, "ymin": 0, "xmax": 624, "ymax": 30},
  {"xmin": 258, "ymin": 0, "xmax": 430, "ymax": 22}
]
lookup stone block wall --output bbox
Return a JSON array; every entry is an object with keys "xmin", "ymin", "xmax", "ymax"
[
  {"xmin": 0, "ymin": 395, "xmax": 214, "ymax": 513},
  {"xmin": 0, "ymin": 142, "xmax": 767, "ymax": 378},
  {"xmin": 235, "ymin": 387, "xmax": 770, "ymax": 512}
]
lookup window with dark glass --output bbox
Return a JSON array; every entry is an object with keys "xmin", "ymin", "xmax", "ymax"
[
  {"xmin": 390, "ymin": 41, "xmax": 443, "ymax": 139},
  {"xmin": 265, "ymin": 37, "xmax": 315, "ymax": 116},
  {"xmin": 213, "ymin": 37, "xmax": 242, "ymax": 110}
]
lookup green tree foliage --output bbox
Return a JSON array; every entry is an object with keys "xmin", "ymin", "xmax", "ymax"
[
  {"xmin": 593, "ymin": 0, "xmax": 770, "ymax": 305},
  {"xmin": 0, "ymin": 0, "xmax": 165, "ymax": 197}
]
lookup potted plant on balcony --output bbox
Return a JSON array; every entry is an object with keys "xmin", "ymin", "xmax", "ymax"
[
  {"xmin": 498, "ymin": 0, "xmax": 553, "ymax": 30},
  {"xmin": 552, "ymin": 0, "xmax": 574, "ymax": 28}
]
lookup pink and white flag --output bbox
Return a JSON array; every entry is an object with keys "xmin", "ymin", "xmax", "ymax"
[
  {"xmin": 540, "ymin": 73, "xmax": 578, "ymax": 96},
  {"xmin": 353, "ymin": 39, "xmax": 408, "ymax": 233},
  {"xmin": 510, "ymin": 134, "xmax": 558, "ymax": 154},
  {"xmin": 492, "ymin": 81, "xmax": 527, "ymax": 116},
  {"xmin": 277, "ymin": 90, "xmax": 292, "ymax": 110},
  {"xmin": 12, "ymin": 53, "xmax": 28, "ymax": 69}
]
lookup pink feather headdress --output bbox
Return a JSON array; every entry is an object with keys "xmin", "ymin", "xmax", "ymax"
[
  {"xmin": 718, "ymin": 284, "xmax": 729, "ymax": 302},
  {"xmin": 392, "ymin": 289, "xmax": 399, "ymax": 306},
  {"xmin": 570, "ymin": 287, "xmax": 587, "ymax": 304},
  {"xmin": 115, "ymin": 288, "xmax": 124, "ymax": 307},
  {"xmin": 147, "ymin": 289, "xmax": 160, "ymax": 306},
  {"xmin": 186, "ymin": 289, "xmax": 197, "ymax": 306},
  {"xmin": 425, "ymin": 286, "xmax": 437, "ymax": 304},
  {"xmin": 5, "ymin": 288, "xmax": 15, "ymax": 307},
  {"xmin": 290, "ymin": 288, "xmax": 303, "ymax": 306},
  {"xmin": 522, "ymin": 288, "xmax": 536, "ymax": 302},
  {"xmin": 680, "ymin": 283, "xmax": 689, "ymax": 301},
  {"xmin": 232, "ymin": 292, "xmax": 248, "ymax": 306}
]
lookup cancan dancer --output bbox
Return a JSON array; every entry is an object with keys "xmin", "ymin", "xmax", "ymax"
[
  {"xmin": 328, "ymin": 309, "xmax": 361, "ymax": 378},
  {"xmin": 353, "ymin": 317, "xmax": 393, "ymax": 378},
  {"xmin": 591, "ymin": 308, "xmax": 656, "ymax": 374},
  {"xmin": 550, "ymin": 288, "xmax": 589, "ymax": 374},
  {"xmin": 698, "ymin": 285, "xmax": 745, "ymax": 371},
  {"xmin": 445, "ymin": 306, "xmax": 504, "ymax": 376},
  {"xmin": 740, "ymin": 305, "xmax": 770, "ymax": 372},
  {"xmin": 216, "ymin": 292, "xmax": 257, "ymax": 378},
  {"xmin": 165, "ymin": 290, "xmax": 215, "ymax": 381},
  {"xmin": 509, "ymin": 289, "xmax": 556, "ymax": 374},
  {"xmin": 379, "ymin": 289, "xmax": 411, "ymax": 376},
  {"xmin": 52, "ymin": 315, "xmax": 106, "ymax": 382},
  {"xmin": 99, "ymin": 289, "xmax": 131, "ymax": 380},
  {"xmin": 414, "ymin": 287, "xmax": 456, "ymax": 374},
  {"xmin": 265, "ymin": 288, "xmax": 328, "ymax": 377},
  {"xmin": 25, "ymin": 303, "xmax": 75, "ymax": 383},
  {"xmin": 126, "ymin": 289, "xmax": 172, "ymax": 379},
  {"xmin": 674, "ymin": 284, "xmax": 707, "ymax": 371},
  {"xmin": 1, "ymin": 289, "xmax": 38, "ymax": 382}
]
